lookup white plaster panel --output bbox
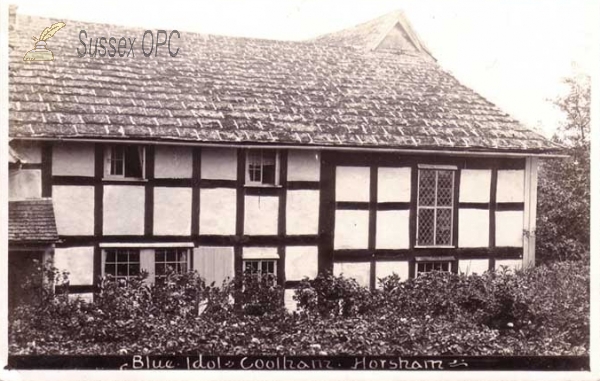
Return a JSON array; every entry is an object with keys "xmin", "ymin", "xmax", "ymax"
[
  {"xmin": 495, "ymin": 211, "xmax": 524, "ymax": 247},
  {"xmin": 459, "ymin": 169, "xmax": 491, "ymax": 203},
  {"xmin": 495, "ymin": 259, "xmax": 522, "ymax": 272},
  {"xmin": 496, "ymin": 170, "xmax": 525, "ymax": 202},
  {"xmin": 335, "ymin": 166, "xmax": 370, "ymax": 202},
  {"xmin": 284, "ymin": 289, "xmax": 298, "ymax": 313},
  {"xmin": 458, "ymin": 259, "xmax": 490, "ymax": 275},
  {"xmin": 376, "ymin": 210, "xmax": 410, "ymax": 249},
  {"xmin": 334, "ymin": 210, "xmax": 369, "ymax": 249},
  {"xmin": 333, "ymin": 262, "xmax": 370, "ymax": 288},
  {"xmin": 10, "ymin": 140, "xmax": 42, "ymax": 163},
  {"xmin": 458, "ymin": 209, "xmax": 489, "ymax": 248},
  {"xmin": 52, "ymin": 142, "xmax": 95, "ymax": 177},
  {"xmin": 68, "ymin": 293, "xmax": 94, "ymax": 303},
  {"xmin": 103, "ymin": 185, "xmax": 145, "ymax": 235},
  {"xmin": 242, "ymin": 247, "xmax": 279, "ymax": 259},
  {"xmin": 53, "ymin": 246, "xmax": 94, "ymax": 285},
  {"xmin": 53, "ymin": 186, "xmax": 94, "ymax": 235},
  {"xmin": 377, "ymin": 167, "xmax": 411, "ymax": 202},
  {"xmin": 154, "ymin": 145, "xmax": 193, "ymax": 178},
  {"xmin": 375, "ymin": 261, "xmax": 409, "ymax": 287},
  {"xmin": 285, "ymin": 246, "xmax": 318, "ymax": 281},
  {"xmin": 9, "ymin": 169, "xmax": 41, "ymax": 200},
  {"xmin": 286, "ymin": 190, "xmax": 319, "ymax": 235},
  {"xmin": 287, "ymin": 150, "xmax": 320, "ymax": 182},
  {"xmin": 244, "ymin": 195, "xmax": 279, "ymax": 235},
  {"xmin": 153, "ymin": 187, "xmax": 192, "ymax": 235},
  {"xmin": 201, "ymin": 147, "xmax": 237, "ymax": 180},
  {"xmin": 200, "ymin": 188, "xmax": 237, "ymax": 235}
]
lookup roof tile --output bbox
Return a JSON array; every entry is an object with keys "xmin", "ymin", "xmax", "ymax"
[{"xmin": 8, "ymin": 12, "xmax": 560, "ymax": 153}]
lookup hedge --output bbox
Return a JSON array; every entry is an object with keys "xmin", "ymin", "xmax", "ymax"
[{"xmin": 9, "ymin": 260, "xmax": 588, "ymax": 356}]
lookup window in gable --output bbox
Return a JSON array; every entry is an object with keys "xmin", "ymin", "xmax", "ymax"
[
  {"xmin": 416, "ymin": 167, "xmax": 456, "ymax": 246},
  {"xmin": 105, "ymin": 145, "xmax": 145, "ymax": 179},
  {"xmin": 246, "ymin": 149, "xmax": 279, "ymax": 186}
]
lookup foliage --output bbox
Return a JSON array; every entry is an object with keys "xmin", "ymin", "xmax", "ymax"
[
  {"xmin": 536, "ymin": 74, "xmax": 590, "ymax": 264},
  {"xmin": 9, "ymin": 261, "xmax": 588, "ymax": 356},
  {"xmin": 230, "ymin": 272, "xmax": 285, "ymax": 316},
  {"xmin": 294, "ymin": 272, "xmax": 374, "ymax": 317}
]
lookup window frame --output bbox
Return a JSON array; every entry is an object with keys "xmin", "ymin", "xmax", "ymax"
[
  {"xmin": 101, "ymin": 247, "xmax": 191, "ymax": 283},
  {"xmin": 245, "ymin": 149, "xmax": 280, "ymax": 187},
  {"xmin": 242, "ymin": 259, "xmax": 277, "ymax": 276},
  {"xmin": 154, "ymin": 248, "xmax": 191, "ymax": 280},
  {"xmin": 242, "ymin": 258, "xmax": 278, "ymax": 285},
  {"xmin": 103, "ymin": 248, "xmax": 141, "ymax": 280},
  {"xmin": 415, "ymin": 260, "xmax": 453, "ymax": 277},
  {"xmin": 104, "ymin": 144, "xmax": 146, "ymax": 180},
  {"xmin": 415, "ymin": 165, "xmax": 457, "ymax": 248}
]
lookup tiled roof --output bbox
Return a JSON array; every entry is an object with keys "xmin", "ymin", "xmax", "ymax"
[
  {"xmin": 9, "ymin": 199, "xmax": 59, "ymax": 243},
  {"xmin": 8, "ymin": 12, "xmax": 560, "ymax": 154}
]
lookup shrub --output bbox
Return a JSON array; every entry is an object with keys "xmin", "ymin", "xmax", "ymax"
[
  {"xmin": 230, "ymin": 272, "xmax": 285, "ymax": 316},
  {"xmin": 9, "ymin": 260, "xmax": 589, "ymax": 356},
  {"xmin": 294, "ymin": 271, "xmax": 374, "ymax": 317}
]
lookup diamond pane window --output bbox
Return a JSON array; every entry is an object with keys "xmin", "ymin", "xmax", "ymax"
[{"xmin": 416, "ymin": 168, "xmax": 456, "ymax": 246}]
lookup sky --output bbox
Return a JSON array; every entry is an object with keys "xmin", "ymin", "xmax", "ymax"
[{"xmin": 8, "ymin": 0, "xmax": 596, "ymax": 137}]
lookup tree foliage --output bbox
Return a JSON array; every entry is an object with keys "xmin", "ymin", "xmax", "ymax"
[{"xmin": 536, "ymin": 74, "xmax": 590, "ymax": 263}]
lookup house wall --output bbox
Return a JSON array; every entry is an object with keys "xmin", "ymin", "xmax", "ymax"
[
  {"xmin": 322, "ymin": 151, "xmax": 531, "ymax": 290},
  {"xmin": 9, "ymin": 169, "xmax": 41, "ymax": 199},
  {"xmin": 9, "ymin": 140, "xmax": 42, "ymax": 200},
  {"xmin": 52, "ymin": 142, "xmax": 95, "ymax": 177},
  {"xmin": 13, "ymin": 140, "xmax": 539, "ymax": 305}
]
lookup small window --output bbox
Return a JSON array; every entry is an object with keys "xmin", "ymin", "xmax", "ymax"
[
  {"xmin": 154, "ymin": 248, "xmax": 190, "ymax": 279},
  {"xmin": 243, "ymin": 259, "xmax": 277, "ymax": 285},
  {"xmin": 246, "ymin": 149, "xmax": 279, "ymax": 186},
  {"xmin": 104, "ymin": 249, "xmax": 140, "ymax": 280},
  {"xmin": 416, "ymin": 168, "xmax": 455, "ymax": 246},
  {"xmin": 105, "ymin": 145, "xmax": 145, "ymax": 179},
  {"xmin": 416, "ymin": 261, "xmax": 452, "ymax": 276}
]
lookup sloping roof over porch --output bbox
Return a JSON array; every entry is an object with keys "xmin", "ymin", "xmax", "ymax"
[
  {"xmin": 9, "ymin": 199, "xmax": 59, "ymax": 244},
  {"xmin": 8, "ymin": 11, "xmax": 560, "ymax": 154}
]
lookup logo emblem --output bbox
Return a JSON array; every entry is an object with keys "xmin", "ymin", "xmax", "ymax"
[{"xmin": 23, "ymin": 22, "xmax": 66, "ymax": 62}]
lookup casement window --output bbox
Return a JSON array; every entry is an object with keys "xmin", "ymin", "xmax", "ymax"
[
  {"xmin": 154, "ymin": 248, "xmax": 190, "ymax": 280},
  {"xmin": 241, "ymin": 248, "xmax": 279, "ymax": 284},
  {"xmin": 246, "ymin": 149, "xmax": 279, "ymax": 186},
  {"xmin": 243, "ymin": 259, "xmax": 277, "ymax": 276},
  {"xmin": 101, "ymin": 246, "xmax": 191, "ymax": 282},
  {"xmin": 105, "ymin": 145, "xmax": 145, "ymax": 179},
  {"xmin": 416, "ymin": 166, "xmax": 456, "ymax": 247},
  {"xmin": 104, "ymin": 248, "xmax": 141, "ymax": 280},
  {"xmin": 415, "ymin": 261, "xmax": 452, "ymax": 276}
]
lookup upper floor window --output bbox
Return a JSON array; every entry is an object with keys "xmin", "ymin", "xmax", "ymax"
[
  {"xmin": 105, "ymin": 145, "xmax": 145, "ymax": 179},
  {"xmin": 416, "ymin": 166, "xmax": 456, "ymax": 246},
  {"xmin": 246, "ymin": 149, "xmax": 279, "ymax": 186}
]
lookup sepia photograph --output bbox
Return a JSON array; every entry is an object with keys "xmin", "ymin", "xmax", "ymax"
[{"xmin": 1, "ymin": 0, "xmax": 595, "ymax": 376}]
